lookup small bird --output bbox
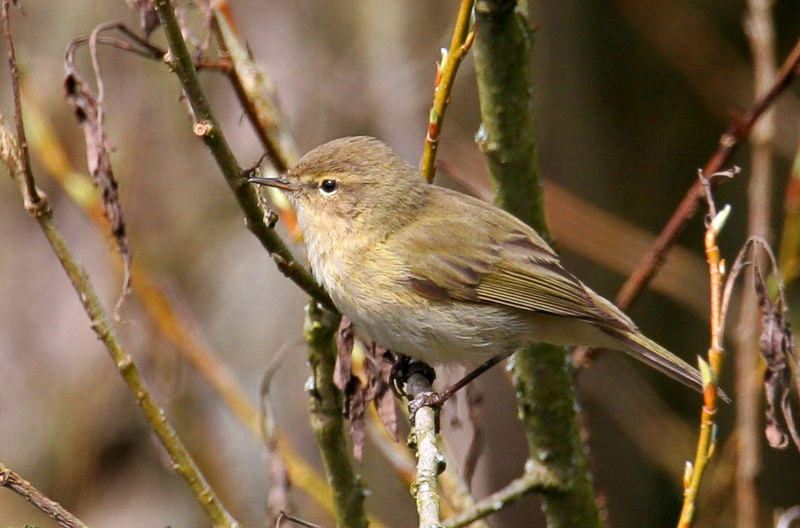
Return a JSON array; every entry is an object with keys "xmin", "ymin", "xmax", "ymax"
[{"xmin": 250, "ymin": 136, "xmax": 705, "ymax": 403}]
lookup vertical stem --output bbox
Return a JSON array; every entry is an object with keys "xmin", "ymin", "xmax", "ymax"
[
  {"xmin": 473, "ymin": 1, "xmax": 602, "ymax": 527},
  {"xmin": 305, "ymin": 305, "xmax": 369, "ymax": 528},
  {"xmin": 736, "ymin": 2, "xmax": 777, "ymax": 527}
]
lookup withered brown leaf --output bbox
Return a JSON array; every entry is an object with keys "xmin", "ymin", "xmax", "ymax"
[{"xmin": 64, "ymin": 39, "xmax": 132, "ymax": 315}]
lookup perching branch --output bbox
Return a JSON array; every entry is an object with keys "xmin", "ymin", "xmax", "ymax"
[
  {"xmin": 419, "ymin": 0, "xmax": 475, "ymax": 182},
  {"xmin": 404, "ymin": 371, "xmax": 443, "ymax": 528},
  {"xmin": 151, "ymin": 0, "xmax": 335, "ymax": 311},
  {"xmin": 0, "ymin": 463, "xmax": 90, "ymax": 528}
]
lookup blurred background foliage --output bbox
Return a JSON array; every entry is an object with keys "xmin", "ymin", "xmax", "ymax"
[{"xmin": 1, "ymin": 1, "xmax": 800, "ymax": 527}]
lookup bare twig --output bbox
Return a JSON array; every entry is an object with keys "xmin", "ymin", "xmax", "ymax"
[
  {"xmin": 2, "ymin": 0, "xmax": 44, "ymax": 211},
  {"xmin": 152, "ymin": 0, "xmax": 334, "ymax": 310},
  {"xmin": 574, "ymin": 36, "xmax": 800, "ymax": 369},
  {"xmin": 420, "ymin": 0, "xmax": 475, "ymax": 182},
  {"xmin": 22, "ymin": 82, "xmax": 337, "ymax": 519},
  {"xmin": 0, "ymin": 463, "xmax": 90, "ymax": 528},
  {"xmin": 736, "ymin": 2, "xmax": 777, "ymax": 525},
  {"xmin": 1, "ymin": 123, "xmax": 240, "ymax": 528},
  {"xmin": 405, "ymin": 371, "xmax": 443, "ymax": 528},
  {"xmin": 441, "ymin": 464, "xmax": 564, "ymax": 528},
  {"xmin": 677, "ymin": 179, "xmax": 731, "ymax": 528},
  {"xmin": 615, "ymin": 36, "xmax": 800, "ymax": 311}
]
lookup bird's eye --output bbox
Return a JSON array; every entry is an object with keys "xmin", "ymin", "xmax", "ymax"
[{"xmin": 319, "ymin": 179, "xmax": 338, "ymax": 195}]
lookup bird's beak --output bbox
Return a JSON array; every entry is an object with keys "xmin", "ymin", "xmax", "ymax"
[{"xmin": 248, "ymin": 177, "xmax": 298, "ymax": 191}]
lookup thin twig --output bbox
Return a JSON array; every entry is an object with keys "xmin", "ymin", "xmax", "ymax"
[
  {"xmin": 441, "ymin": 464, "xmax": 564, "ymax": 528},
  {"xmin": 0, "ymin": 463, "xmax": 90, "ymax": 528},
  {"xmin": 152, "ymin": 0, "xmax": 335, "ymax": 310},
  {"xmin": 20, "ymin": 84, "xmax": 337, "ymax": 518},
  {"xmin": 419, "ymin": 0, "xmax": 475, "ymax": 182},
  {"xmin": 210, "ymin": 4, "xmax": 302, "ymax": 240},
  {"xmin": 2, "ymin": 0, "xmax": 43, "ymax": 211},
  {"xmin": 1, "ymin": 124, "xmax": 240, "ymax": 528},
  {"xmin": 615, "ymin": 36, "xmax": 800, "ymax": 311},
  {"xmin": 274, "ymin": 511, "xmax": 326, "ymax": 528},
  {"xmin": 677, "ymin": 181, "xmax": 730, "ymax": 528},
  {"xmin": 736, "ymin": 1, "xmax": 777, "ymax": 525}
]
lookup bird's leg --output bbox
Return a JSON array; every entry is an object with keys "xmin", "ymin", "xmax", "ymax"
[
  {"xmin": 389, "ymin": 353, "xmax": 436, "ymax": 398},
  {"xmin": 405, "ymin": 354, "xmax": 506, "ymax": 423}
]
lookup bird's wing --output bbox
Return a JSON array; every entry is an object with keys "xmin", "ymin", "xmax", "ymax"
[{"xmin": 393, "ymin": 201, "xmax": 622, "ymax": 327}]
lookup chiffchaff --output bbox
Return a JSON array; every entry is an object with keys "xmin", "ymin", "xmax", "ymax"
[{"xmin": 250, "ymin": 136, "xmax": 704, "ymax": 399}]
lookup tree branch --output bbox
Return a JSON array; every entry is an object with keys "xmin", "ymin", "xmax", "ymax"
[
  {"xmin": 614, "ymin": 35, "xmax": 800, "ymax": 311},
  {"xmin": 1, "ymin": 120, "xmax": 240, "ymax": 528},
  {"xmin": 0, "ymin": 463, "xmax": 90, "ymax": 528},
  {"xmin": 473, "ymin": 1, "xmax": 603, "ymax": 526},
  {"xmin": 151, "ymin": 0, "xmax": 335, "ymax": 311},
  {"xmin": 442, "ymin": 464, "xmax": 564, "ymax": 528},
  {"xmin": 735, "ymin": 2, "xmax": 777, "ymax": 525},
  {"xmin": 404, "ymin": 372, "xmax": 444, "ymax": 528},
  {"xmin": 305, "ymin": 305, "xmax": 370, "ymax": 528}
]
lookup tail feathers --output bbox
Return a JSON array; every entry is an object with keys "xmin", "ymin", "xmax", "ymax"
[{"xmin": 603, "ymin": 326, "xmax": 730, "ymax": 403}]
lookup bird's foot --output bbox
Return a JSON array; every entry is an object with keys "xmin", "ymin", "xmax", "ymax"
[
  {"xmin": 388, "ymin": 354, "xmax": 436, "ymax": 398},
  {"xmin": 407, "ymin": 390, "xmax": 446, "ymax": 423}
]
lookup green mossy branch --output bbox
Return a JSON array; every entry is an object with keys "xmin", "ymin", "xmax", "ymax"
[
  {"xmin": 473, "ymin": 1, "xmax": 604, "ymax": 527},
  {"xmin": 305, "ymin": 306, "xmax": 369, "ymax": 528}
]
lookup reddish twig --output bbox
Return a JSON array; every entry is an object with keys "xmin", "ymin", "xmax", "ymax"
[{"xmin": 615, "ymin": 36, "xmax": 800, "ymax": 311}]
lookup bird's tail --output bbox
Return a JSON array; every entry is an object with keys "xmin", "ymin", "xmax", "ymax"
[{"xmin": 602, "ymin": 326, "xmax": 730, "ymax": 403}]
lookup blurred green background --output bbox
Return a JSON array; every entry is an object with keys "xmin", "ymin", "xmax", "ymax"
[{"xmin": 1, "ymin": 1, "xmax": 800, "ymax": 527}]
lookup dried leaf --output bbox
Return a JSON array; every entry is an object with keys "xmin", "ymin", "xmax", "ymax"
[
  {"xmin": 724, "ymin": 238, "xmax": 800, "ymax": 453},
  {"xmin": 334, "ymin": 317, "xmax": 354, "ymax": 391},
  {"xmin": 754, "ymin": 265, "xmax": 798, "ymax": 451},
  {"xmin": 125, "ymin": 0, "xmax": 159, "ymax": 37},
  {"xmin": 64, "ymin": 41, "xmax": 131, "ymax": 316},
  {"xmin": 366, "ymin": 343, "xmax": 398, "ymax": 441},
  {"xmin": 334, "ymin": 319, "xmax": 398, "ymax": 459}
]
